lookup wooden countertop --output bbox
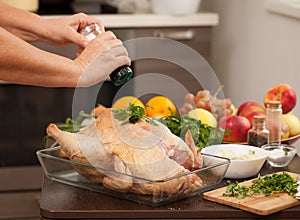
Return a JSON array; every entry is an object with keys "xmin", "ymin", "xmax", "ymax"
[
  {"xmin": 43, "ymin": 12, "xmax": 219, "ymax": 28},
  {"xmin": 40, "ymin": 155, "xmax": 300, "ymax": 219}
]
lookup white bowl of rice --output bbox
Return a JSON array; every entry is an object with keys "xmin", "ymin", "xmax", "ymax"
[{"xmin": 201, "ymin": 144, "xmax": 268, "ymax": 179}]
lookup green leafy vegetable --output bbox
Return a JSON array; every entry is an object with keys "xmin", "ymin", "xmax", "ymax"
[
  {"xmin": 57, "ymin": 110, "xmax": 97, "ymax": 132},
  {"xmin": 113, "ymin": 103, "xmax": 157, "ymax": 125},
  {"xmin": 158, "ymin": 114, "xmax": 224, "ymax": 150},
  {"xmin": 113, "ymin": 104, "xmax": 223, "ymax": 149},
  {"xmin": 223, "ymin": 172, "xmax": 299, "ymax": 198},
  {"xmin": 43, "ymin": 110, "xmax": 97, "ymax": 147},
  {"xmin": 112, "ymin": 104, "xmax": 223, "ymax": 149}
]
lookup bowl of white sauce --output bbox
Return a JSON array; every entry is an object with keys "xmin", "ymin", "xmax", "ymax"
[{"xmin": 202, "ymin": 144, "xmax": 268, "ymax": 179}]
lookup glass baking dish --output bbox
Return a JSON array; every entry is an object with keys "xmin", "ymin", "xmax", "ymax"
[{"xmin": 37, "ymin": 146, "xmax": 230, "ymax": 206}]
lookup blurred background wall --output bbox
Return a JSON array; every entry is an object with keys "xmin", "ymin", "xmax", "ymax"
[{"xmin": 203, "ymin": 0, "xmax": 300, "ymax": 114}]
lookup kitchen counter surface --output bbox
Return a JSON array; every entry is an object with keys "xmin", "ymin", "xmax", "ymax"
[
  {"xmin": 40, "ymin": 155, "xmax": 300, "ymax": 219},
  {"xmin": 43, "ymin": 12, "xmax": 219, "ymax": 28}
]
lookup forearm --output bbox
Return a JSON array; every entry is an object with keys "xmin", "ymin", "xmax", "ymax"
[
  {"xmin": 0, "ymin": 28, "xmax": 82, "ymax": 87},
  {"xmin": 0, "ymin": 2, "xmax": 45, "ymax": 42}
]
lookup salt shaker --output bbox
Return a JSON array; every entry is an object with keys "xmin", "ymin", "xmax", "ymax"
[
  {"xmin": 266, "ymin": 100, "xmax": 282, "ymax": 144},
  {"xmin": 80, "ymin": 23, "xmax": 133, "ymax": 86},
  {"xmin": 247, "ymin": 115, "xmax": 269, "ymax": 147}
]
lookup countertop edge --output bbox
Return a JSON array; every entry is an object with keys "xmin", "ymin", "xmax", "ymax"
[{"xmin": 42, "ymin": 13, "xmax": 219, "ymax": 28}]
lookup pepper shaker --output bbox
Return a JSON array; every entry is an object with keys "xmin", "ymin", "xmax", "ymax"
[
  {"xmin": 247, "ymin": 115, "xmax": 269, "ymax": 147},
  {"xmin": 80, "ymin": 23, "xmax": 133, "ymax": 86}
]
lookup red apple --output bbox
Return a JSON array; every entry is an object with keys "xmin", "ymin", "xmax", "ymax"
[
  {"xmin": 237, "ymin": 101, "xmax": 266, "ymax": 118},
  {"xmin": 264, "ymin": 83, "xmax": 297, "ymax": 114},
  {"xmin": 218, "ymin": 116, "xmax": 251, "ymax": 142},
  {"xmin": 246, "ymin": 111, "xmax": 266, "ymax": 126}
]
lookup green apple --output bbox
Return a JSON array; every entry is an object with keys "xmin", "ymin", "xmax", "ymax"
[{"xmin": 282, "ymin": 113, "xmax": 300, "ymax": 137}]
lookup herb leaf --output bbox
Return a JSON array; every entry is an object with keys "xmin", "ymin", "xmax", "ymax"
[
  {"xmin": 113, "ymin": 108, "xmax": 129, "ymax": 121},
  {"xmin": 113, "ymin": 103, "xmax": 157, "ymax": 125},
  {"xmin": 158, "ymin": 114, "xmax": 224, "ymax": 150},
  {"xmin": 57, "ymin": 110, "xmax": 97, "ymax": 133},
  {"xmin": 43, "ymin": 110, "xmax": 97, "ymax": 147}
]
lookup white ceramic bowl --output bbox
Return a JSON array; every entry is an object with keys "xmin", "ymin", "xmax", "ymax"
[{"xmin": 201, "ymin": 144, "xmax": 268, "ymax": 179}]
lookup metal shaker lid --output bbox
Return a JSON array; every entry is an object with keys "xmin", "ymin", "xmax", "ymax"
[{"xmin": 80, "ymin": 23, "xmax": 102, "ymax": 36}]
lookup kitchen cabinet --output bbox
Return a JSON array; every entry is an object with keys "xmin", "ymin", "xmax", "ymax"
[{"xmin": 132, "ymin": 27, "xmax": 213, "ymax": 106}]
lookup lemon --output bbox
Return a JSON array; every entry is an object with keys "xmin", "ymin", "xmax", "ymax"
[
  {"xmin": 112, "ymin": 96, "xmax": 145, "ymax": 109},
  {"xmin": 188, "ymin": 108, "xmax": 217, "ymax": 128}
]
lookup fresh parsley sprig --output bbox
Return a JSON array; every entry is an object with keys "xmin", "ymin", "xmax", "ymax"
[
  {"xmin": 113, "ymin": 103, "xmax": 157, "ymax": 125},
  {"xmin": 113, "ymin": 104, "xmax": 224, "ymax": 150},
  {"xmin": 57, "ymin": 110, "xmax": 97, "ymax": 133},
  {"xmin": 158, "ymin": 114, "xmax": 224, "ymax": 150},
  {"xmin": 43, "ymin": 110, "xmax": 97, "ymax": 147}
]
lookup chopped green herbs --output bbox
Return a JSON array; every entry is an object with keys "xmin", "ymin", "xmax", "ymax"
[
  {"xmin": 223, "ymin": 172, "xmax": 299, "ymax": 198},
  {"xmin": 223, "ymin": 181, "xmax": 250, "ymax": 198},
  {"xmin": 283, "ymin": 147, "xmax": 288, "ymax": 156}
]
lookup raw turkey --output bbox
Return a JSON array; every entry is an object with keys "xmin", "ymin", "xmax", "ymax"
[{"xmin": 46, "ymin": 106, "xmax": 203, "ymax": 196}]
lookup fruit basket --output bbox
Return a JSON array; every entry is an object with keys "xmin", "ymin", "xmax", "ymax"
[
  {"xmin": 223, "ymin": 133, "xmax": 300, "ymax": 146},
  {"xmin": 280, "ymin": 133, "xmax": 300, "ymax": 145},
  {"xmin": 37, "ymin": 146, "xmax": 230, "ymax": 206}
]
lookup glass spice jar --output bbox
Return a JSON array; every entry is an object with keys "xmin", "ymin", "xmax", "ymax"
[
  {"xmin": 80, "ymin": 23, "xmax": 133, "ymax": 86},
  {"xmin": 247, "ymin": 115, "xmax": 270, "ymax": 147},
  {"xmin": 266, "ymin": 100, "xmax": 282, "ymax": 144}
]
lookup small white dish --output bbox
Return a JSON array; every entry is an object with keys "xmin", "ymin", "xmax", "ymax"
[
  {"xmin": 202, "ymin": 144, "xmax": 267, "ymax": 179},
  {"xmin": 261, "ymin": 143, "xmax": 296, "ymax": 168}
]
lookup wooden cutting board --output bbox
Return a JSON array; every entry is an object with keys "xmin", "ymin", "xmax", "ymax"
[{"xmin": 203, "ymin": 172, "xmax": 300, "ymax": 216}]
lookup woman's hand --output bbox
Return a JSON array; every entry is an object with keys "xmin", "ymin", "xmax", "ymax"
[
  {"xmin": 40, "ymin": 13, "xmax": 104, "ymax": 48},
  {"xmin": 73, "ymin": 31, "xmax": 131, "ymax": 87},
  {"xmin": 0, "ymin": 2, "xmax": 131, "ymax": 88}
]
